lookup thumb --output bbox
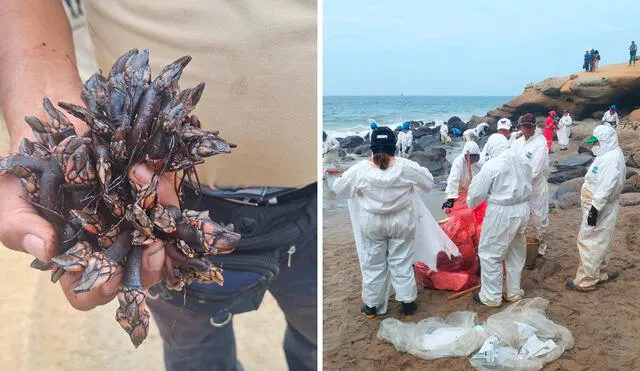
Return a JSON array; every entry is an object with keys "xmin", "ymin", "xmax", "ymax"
[
  {"xmin": 129, "ymin": 164, "xmax": 180, "ymax": 206},
  {"xmin": 0, "ymin": 179, "xmax": 57, "ymax": 262}
]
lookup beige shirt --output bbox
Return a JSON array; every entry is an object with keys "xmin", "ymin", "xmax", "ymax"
[{"xmin": 84, "ymin": 0, "xmax": 317, "ymax": 189}]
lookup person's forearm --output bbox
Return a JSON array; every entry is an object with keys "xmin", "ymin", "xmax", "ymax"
[{"xmin": 0, "ymin": 0, "xmax": 85, "ymax": 150}]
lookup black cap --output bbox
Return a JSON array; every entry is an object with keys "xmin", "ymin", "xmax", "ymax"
[{"xmin": 371, "ymin": 127, "xmax": 396, "ymax": 156}]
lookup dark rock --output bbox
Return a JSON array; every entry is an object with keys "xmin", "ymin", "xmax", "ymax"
[
  {"xmin": 352, "ymin": 144, "xmax": 372, "ymax": 157},
  {"xmin": 557, "ymin": 192, "xmax": 580, "ymax": 209},
  {"xmin": 592, "ymin": 111, "xmax": 605, "ymax": 120},
  {"xmin": 447, "ymin": 116, "xmax": 467, "ymax": 132},
  {"xmin": 408, "ymin": 151, "xmax": 450, "ymax": 176},
  {"xmin": 340, "ymin": 135, "xmax": 365, "ymax": 149},
  {"xmin": 364, "ymin": 132, "xmax": 370, "ymax": 142},
  {"xmin": 627, "ymin": 168, "xmax": 637, "ymax": 179},
  {"xmin": 548, "ymin": 167, "xmax": 587, "ymax": 184},
  {"xmin": 412, "ymin": 135, "xmax": 440, "ymax": 152},
  {"xmin": 409, "ymin": 121, "xmax": 424, "ymax": 130},
  {"xmin": 556, "ymin": 154, "xmax": 594, "ymax": 169},
  {"xmin": 553, "ymin": 177, "xmax": 584, "ymax": 200},
  {"xmin": 412, "ymin": 126, "xmax": 439, "ymax": 139},
  {"xmin": 577, "ymin": 145, "xmax": 594, "ymax": 156}
]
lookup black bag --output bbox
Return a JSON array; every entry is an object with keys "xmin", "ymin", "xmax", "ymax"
[{"xmin": 148, "ymin": 183, "xmax": 316, "ymax": 323}]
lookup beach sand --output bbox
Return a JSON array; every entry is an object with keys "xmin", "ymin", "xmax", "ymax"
[
  {"xmin": 0, "ymin": 6, "xmax": 286, "ymax": 371},
  {"xmin": 323, "ymin": 130, "xmax": 640, "ymax": 370}
]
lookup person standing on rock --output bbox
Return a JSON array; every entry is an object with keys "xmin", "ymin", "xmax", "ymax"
[
  {"xmin": 566, "ymin": 125, "xmax": 625, "ymax": 292},
  {"xmin": 332, "ymin": 126, "xmax": 434, "ymax": 318},
  {"xmin": 557, "ymin": 110, "xmax": 572, "ymax": 151},
  {"xmin": 443, "ymin": 141, "xmax": 482, "ymax": 210},
  {"xmin": 474, "ymin": 122, "xmax": 490, "ymax": 137},
  {"xmin": 584, "ymin": 49, "xmax": 592, "ymax": 72},
  {"xmin": 396, "ymin": 125, "xmax": 407, "ymax": 158},
  {"xmin": 543, "ymin": 110, "xmax": 558, "ymax": 152},
  {"xmin": 467, "ymin": 134, "xmax": 532, "ymax": 307},
  {"xmin": 463, "ymin": 128, "xmax": 480, "ymax": 142},
  {"xmin": 602, "ymin": 105, "xmax": 619, "ymax": 127},
  {"xmin": 401, "ymin": 122, "xmax": 414, "ymax": 158},
  {"xmin": 440, "ymin": 123, "xmax": 451, "ymax": 144},
  {"xmin": 323, "ymin": 130, "xmax": 341, "ymax": 173},
  {"xmin": 512, "ymin": 113, "xmax": 550, "ymax": 256},
  {"xmin": 629, "ymin": 41, "xmax": 637, "ymax": 65}
]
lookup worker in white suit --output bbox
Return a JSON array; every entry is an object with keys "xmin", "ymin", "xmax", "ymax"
[
  {"xmin": 566, "ymin": 125, "xmax": 625, "ymax": 292},
  {"xmin": 557, "ymin": 110, "xmax": 572, "ymax": 151},
  {"xmin": 332, "ymin": 127, "xmax": 434, "ymax": 317},
  {"xmin": 440, "ymin": 123, "xmax": 451, "ymax": 144},
  {"xmin": 467, "ymin": 134, "xmax": 532, "ymax": 307},
  {"xmin": 395, "ymin": 125, "xmax": 407, "ymax": 158},
  {"xmin": 511, "ymin": 113, "xmax": 550, "ymax": 256},
  {"xmin": 442, "ymin": 141, "xmax": 482, "ymax": 209},
  {"xmin": 401, "ymin": 122, "xmax": 413, "ymax": 157}
]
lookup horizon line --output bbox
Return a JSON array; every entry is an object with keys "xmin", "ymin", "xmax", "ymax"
[{"xmin": 323, "ymin": 94, "xmax": 515, "ymax": 97}]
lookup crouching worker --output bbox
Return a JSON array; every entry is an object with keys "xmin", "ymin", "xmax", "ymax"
[
  {"xmin": 566, "ymin": 125, "xmax": 625, "ymax": 292},
  {"xmin": 467, "ymin": 134, "xmax": 532, "ymax": 307},
  {"xmin": 443, "ymin": 141, "xmax": 482, "ymax": 209},
  {"xmin": 332, "ymin": 127, "xmax": 434, "ymax": 318}
]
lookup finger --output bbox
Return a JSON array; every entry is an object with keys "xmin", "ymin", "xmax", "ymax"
[
  {"xmin": 129, "ymin": 164, "xmax": 179, "ymax": 206},
  {"xmin": 141, "ymin": 240, "xmax": 166, "ymax": 288},
  {"xmin": 0, "ymin": 178, "xmax": 57, "ymax": 261},
  {"xmin": 59, "ymin": 270, "xmax": 122, "ymax": 311}
]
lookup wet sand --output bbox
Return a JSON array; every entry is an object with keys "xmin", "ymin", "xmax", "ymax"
[
  {"xmin": 323, "ymin": 130, "xmax": 640, "ymax": 370},
  {"xmin": 0, "ymin": 7, "xmax": 285, "ymax": 370}
]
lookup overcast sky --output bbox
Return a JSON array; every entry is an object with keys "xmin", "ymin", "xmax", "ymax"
[{"xmin": 323, "ymin": 1, "xmax": 640, "ymax": 96}]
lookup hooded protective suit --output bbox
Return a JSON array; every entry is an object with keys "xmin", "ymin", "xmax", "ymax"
[
  {"xmin": 445, "ymin": 142, "xmax": 482, "ymax": 200},
  {"xmin": 402, "ymin": 129, "xmax": 413, "ymax": 157},
  {"xmin": 474, "ymin": 122, "xmax": 490, "ymax": 137},
  {"xmin": 463, "ymin": 129, "xmax": 480, "ymax": 142},
  {"xmin": 396, "ymin": 130, "xmax": 407, "ymax": 157},
  {"xmin": 323, "ymin": 133, "xmax": 341, "ymax": 170},
  {"xmin": 440, "ymin": 124, "xmax": 451, "ymax": 144},
  {"xmin": 557, "ymin": 114, "xmax": 572, "ymax": 148},
  {"xmin": 572, "ymin": 125, "xmax": 626, "ymax": 289},
  {"xmin": 467, "ymin": 134, "xmax": 532, "ymax": 307},
  {"xmin": 511, "ymin": 133, "xmax": 550, "ymax": 254},
  {"xmin": 332, "ymin": 157, "xmax": 434, "ymax": 309}
]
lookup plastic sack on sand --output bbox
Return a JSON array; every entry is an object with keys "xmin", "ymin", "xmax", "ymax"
[
  {"xmin": 377, "ymin": 311, "xmax": 487, "ymax": 360},
  {"xmin": 469, "ymin": 297, "xmax": 575, "ymax": 371}
]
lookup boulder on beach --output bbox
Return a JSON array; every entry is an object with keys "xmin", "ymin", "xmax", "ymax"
[
  {"xmin": 553, "ymin": 177, "xmax": 584, "ymax": 200},
  {"xmin": 548, "ymin": 167, "xmax": 588, "ymax": 184},
  {"xmin": 408, "ymin": 149, "xmax": 450, "ymax": 176},
  {"xmin": 475, "ymin": 63, "xmax": 640, "ymax": 123},
  {"xmin": 411, "ymin": 125, "xmax": 440, "ymax": 139},
  {"xmin": 556, "ymin": 154, "xmax": 594, "ymax": 169},
  {"xmin": 623, "ymin": 174, "xmax": 640, "ymax": 194},
  {"xmin": 412, "ymin": 135, "xmax": 440, "ymax": 152},
  {"xmin": 352, "ymin": 144, "xmax": 372, "ymax": 157},
  {"xmin": 340, "ymin": 135, "xmax": 364, "ymax": 149},
  {"xmin": 447, "ymin": 116, "xmax": 467, "ymax": 132},
  {"xmin": 620, "ymin": 193, "xmax": 640, "ymax": 207}
]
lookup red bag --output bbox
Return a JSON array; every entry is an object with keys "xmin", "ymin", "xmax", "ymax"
[{"xmin": 414, "ymin": 192, "xmax": 486, "ymax": 292}]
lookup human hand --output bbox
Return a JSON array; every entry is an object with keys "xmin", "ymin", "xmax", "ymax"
[
  {"xmin": 587, "ymin": 206, "xmax": 598, "ymax": 227},
  {"xmin": 442, "ymin": 199, "xmax": 455, "ymax": 209}
]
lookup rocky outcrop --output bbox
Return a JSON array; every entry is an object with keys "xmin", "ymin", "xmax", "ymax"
[
  {"xmin": 408, "ymin": 148, "xmax": 450, "ymax": 176},
  {"xmin": 340, "ymin": 135, "xmax": 365, "ymax": 149},
  {"xmin": 412, "ymin": 135, "xmax": 441, "ymax": 152},
  {"xmin": 548, "ymin": 167, "xmax": 587, "ymax": 184},
  {"xmin": 471, "ymin": 63, "xmax": 640, "ymax": 125},
  {"xmin": 447, "ymin": 116, "xmax": 468, "ymax": 132}
]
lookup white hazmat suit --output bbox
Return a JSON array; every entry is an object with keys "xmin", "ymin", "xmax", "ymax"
[
  {"xmin": 323, "ymin": 133, "xmax": 340, "ymax": 170},
  {"xmin": 463, "ymin": 129, "xmax": 480, "ymax": 142},
  {"xmin": 440, "ymin": 124, "xmax": 451, "ymax": 144},
  {"xmin": 445, "ymin": 141, "xmax": 482, "ymax": 200},
  {"xmin": 557, "ymin": 114, "xmax": 572, "ymax": 149},
  {"xmin": 332, "ymin": 157, "xmax": 434, "ymax": 309},
  {"xmin": 402, "ymin": 129, "xmax": 413, "ymax": 157},
  {"xmin": 474, "ymin": 122, "xmax": 490, "ymax": 137},
  {"xmin": 601, "ymin": 110, "xmax": 619, "ymax": 128},
  {"xmin": 571, "ymin": 125, "xmax": 626, "ymax": 289},
  {"xmin": 512, "ymin": 133, "xmax": 550, "ymax": 254},
  {"xmin": 396, "ymin": 130, "xmax": 407, "ymax": 157},
  {"xmin": 467, "ymin": 134, "xmax": 532, "ymax": 307}
]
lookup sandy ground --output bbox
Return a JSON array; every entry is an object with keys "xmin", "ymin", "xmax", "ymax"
[
  {"xmin": 323, "ymin": 128, "xmax": 640, "ymax": 370},
  {"xmin": 0, "ymin": 3, "xmax": 286, "ymax": 370}
]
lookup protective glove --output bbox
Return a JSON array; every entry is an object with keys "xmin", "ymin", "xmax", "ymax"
[
  {"xmin": 587, "ymin": 206, "xmax": 598, "ymax": 227},
  {"xmin": 442, "ymin": 199, "xmax": 455, "ymax": 209},
  {"xmin": 405, "ymin": 147, "xmax": 410, "ymax": 154}
]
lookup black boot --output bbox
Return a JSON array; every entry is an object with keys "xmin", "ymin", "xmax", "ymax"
[
  {"xmin": 401, "ymin": 301, "xmax": 417, "ymax": 316},
  {"xmin": 360, "ymin": 304, "xmax": 376, "ymax": 319}
]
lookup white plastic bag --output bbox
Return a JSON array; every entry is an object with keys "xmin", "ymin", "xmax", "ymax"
[
  {"xmin": 377, "ymin": 311, "xmax": 487, "ymax": 360},
  {"xmin": 470, "ymin": 297, "xmax": 575, "ymax": 371}
]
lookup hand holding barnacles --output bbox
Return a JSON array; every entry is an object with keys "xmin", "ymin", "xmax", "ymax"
[{"xmin": 0, "ymin": 50, "xmax": 240, "ymax": 347}]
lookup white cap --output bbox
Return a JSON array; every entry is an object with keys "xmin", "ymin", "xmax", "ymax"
[{"xmin": 497, "ymin": 118, "xmax": 512, "ymax": 131}]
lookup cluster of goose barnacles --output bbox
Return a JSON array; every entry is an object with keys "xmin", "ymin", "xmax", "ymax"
[{"xmin": 0, "ymin": 49, "xmax": 241, "ymax": 347}]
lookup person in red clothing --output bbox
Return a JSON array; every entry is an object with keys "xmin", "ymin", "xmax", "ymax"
[{"xmin": 543, "ymin": 110, "xmax": 558, "ymax": 152}]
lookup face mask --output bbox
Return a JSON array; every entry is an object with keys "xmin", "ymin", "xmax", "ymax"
[
  {"xmin": 592, "ymin": 145, "xmax": 602, "ymax": 156},
  {"xmin": 468, "ymin": 154, "xmax": 480, "ymax": 163}
]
